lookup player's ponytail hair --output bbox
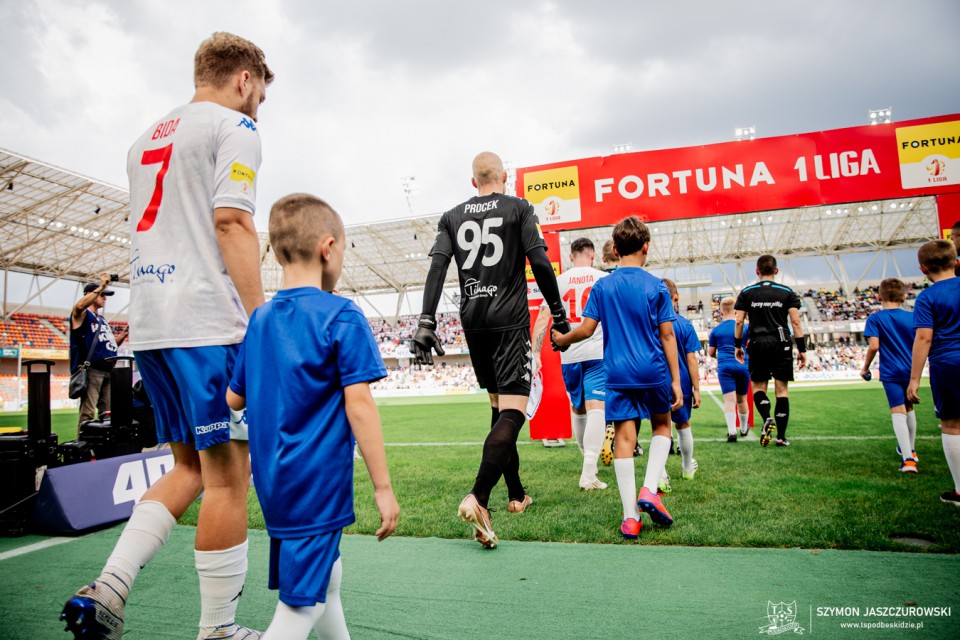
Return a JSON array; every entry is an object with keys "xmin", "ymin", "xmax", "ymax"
[
  {"xmin": 612, "ymin": 216, "xmax": 650, "ymax": 258},
  {"xmin": 195, "ymin": 32, "xmax": 274, "ymax": 88}
]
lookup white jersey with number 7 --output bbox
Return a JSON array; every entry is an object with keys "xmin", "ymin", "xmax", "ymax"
[
  {"xmin": 555, "ymin": 265, "xmax": 607, "ymax": 364},
  {"xmin": 126, "ymin": 101, "xmax": 262, "ymax": 350}
]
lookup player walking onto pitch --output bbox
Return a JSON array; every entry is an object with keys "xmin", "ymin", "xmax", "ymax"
[
  {"xmin": 412, "ymin": 151, "xmax": 571, "ymax": 549},
  {"xmin": 860, "ymin": 278, "xmax": 919, "ymax": 472},
  {"xmin": 62, "ymin": 33, "xmax": 273, "ymax": 640},
  {"xmin": 662, "ymin": 279, "xmax": 701, "ymax": 481},
  {"xmin": 906, "ymin": 240, "xmax": 960, "ymax": 506},
  {"xmin": 552, "ymin": 217, "xmax": 682, "ymax": 539},
  {"xmin": 708, "ymin": 297, "xmax": 752, "ymax": 442},
  {"xmin": 733, "ymin": 255, "xmax": 806, "ymax": 447},
  {"xmin": 532, "ymin": 237, "xmax": 609, "ymax": 491},
  {"xmin": 228, "ymin": 194, "xmax": 399, "ymax": 638}
]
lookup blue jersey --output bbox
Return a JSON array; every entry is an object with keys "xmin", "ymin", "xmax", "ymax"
[
  {"xmin": 913, "ymin": 278, "xmax": 960, "ymax": 366},
  {"xmin": 69, "ymin": 309, "xmax": 119, "ymax": 371},
  {"xmin": 673, "ymin": 314, "xmax": 702, "ymax": 398},
  {"xmin": 863, "ymin": 308, "xmax": 914, "ymax": 383},
  {"xmin": 708, "ymin": 319, "xmax": 749, "ymax": 366},
  {"xmin": 229, "ymin": 287, "xmax": 387, "ymax": 538},
  {"xmin": 582, "ymin": 267, "xmax": 675, "ymax": 389}
]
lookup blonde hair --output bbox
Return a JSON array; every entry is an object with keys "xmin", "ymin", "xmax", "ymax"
[
  {"xmin": 269, "ymin": 194, "xmax": 343, "ymax": 266},
  {"xmin": 194, "ymin": 32, "xmax": 274, "ymax": 88},
  {"xmin": 720, "ymin": 296, "xmax": 735, "ymax": 314}
]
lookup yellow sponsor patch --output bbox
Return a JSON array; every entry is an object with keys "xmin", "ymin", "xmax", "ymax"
[
  {"xmin": 525, "ymin": 262, "xmax": 561, "ymax": 281},
  {"xmin": 230, "ymin": 162, "xmax": 256, "ymax": 185},
  {"xmin": 896, "ymin": 121, "xmax": 960, "ymax": 189}
]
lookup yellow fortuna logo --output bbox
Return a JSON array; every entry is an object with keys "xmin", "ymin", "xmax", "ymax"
[
  {"xmin": 896, "ymin": 121, "xmax": 960, "ymax": 189},
  {"xmin": 523, "ymin": 166, "xmax": 582, "ymax": 226},
  {"xmin": 230, "ymin": 162, "xmax": 256, "ymax": 186}
]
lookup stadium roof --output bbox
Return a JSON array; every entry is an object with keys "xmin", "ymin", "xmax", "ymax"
[{"xmin": 1, "ymin": 147, "xmax": 938, "ymax": 308}]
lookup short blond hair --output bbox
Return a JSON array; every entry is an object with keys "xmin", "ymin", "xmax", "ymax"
[
  {"xmin": 601, "ymin": 239, "xmax": 618, "ymax": 265},
  {"xmin": 269, "ymin": 194, "xmax": 343, "ymax": 266},
  {"xmin": 194, "ymin": 32, "xmax": 274, "ymax": 88},
  {"xmin": 662, "ymin": 277, "xmax": 678, "ymax": 298},
  {"xmin": 720, "ymin": 296, "xmax": 735, "ymax": 314}
]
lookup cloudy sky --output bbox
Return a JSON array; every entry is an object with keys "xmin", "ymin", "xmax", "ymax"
[{"xmin": 2, "ymin": 0, "xmax": 959, "ymax": 234}]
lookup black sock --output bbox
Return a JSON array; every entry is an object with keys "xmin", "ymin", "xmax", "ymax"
[
  {"xmin": 754, "ymin": 391, "xmax": 771, "ymax": 422},
  {"xmin": 490, "ymin": 407, "xmax": 525, "ymax": 501},
  {"xmin": 490, "ymin": 406, "xmax": 499, "ymax": 430},
  {"xmin": 774, "ymin": 397, "xmax": 789, "ymax": 440},
  {"xmin": 471, "ymin": 409, "xmax": 525, "ymax": 507}
]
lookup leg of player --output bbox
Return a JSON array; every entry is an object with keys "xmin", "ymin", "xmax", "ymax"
[
  {"xmin": 490, "ymin": 397, "xmax": 531, "ymax": 514},
  {"xmin": 638, "ymin": 413, "xmax": 674, "ymax": 526},
  {"xmin": 773, "ymin": 379, "xmax": 790, "ymax": 447},
  {"xmin": 571, "ymin": 407, "xmax": 587, "ymax": 453},
  {"xmin": 753, "ymin": 379, "xmax": 775, "ymax": 447},
  {"xmin": 905, "ymin": 403, "xmax": 918, "ymax": 461},
  {"xmin": 194, "ymin": 440, "xmax": 259, "ymax": 640},
  {"xmin": 723, "ymin": 390, "xmax": 738, "ymax": 442},
  {"xmin": 737, "ymin": 393, "xmax": 751, "ymax": 438},
  {"xmin": 941, "ymin": 420, "xmax": 960, "ymax": 507},
  {"xmin": 579, "ymin": 400, "xmax": 607, "ymax": 491},
  {"xmin": 890, "ymin": 404, "xmax": 916, "ymax": 472},
  {"xmin": 677, "ymin": 423, "xmax": 697, "ymax": 480},
  {"xmin": 612, "ymin": 420, "xmax": 642, "ymax": 538}
]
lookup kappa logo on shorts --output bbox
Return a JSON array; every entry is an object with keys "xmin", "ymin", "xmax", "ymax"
[{"xmin": 196, "ymin": 421, "xmax": 230, "ymax": 435}]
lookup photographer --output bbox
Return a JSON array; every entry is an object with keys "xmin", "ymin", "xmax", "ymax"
[{"xmin": 69, "ymin": 272, "xmax": 127, "ymax": 427}]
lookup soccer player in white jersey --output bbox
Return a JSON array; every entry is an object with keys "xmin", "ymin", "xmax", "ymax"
[
  {"xmin": 61, "ymin": 33, "xmax": 273, "ymax": 640},
  {"xmin": 533, "ymin": 238, "xmax": 609, "ymax": 490}
]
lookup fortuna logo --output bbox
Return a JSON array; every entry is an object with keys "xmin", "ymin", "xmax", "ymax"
[
  {"xmin": 464, "ymin": 278, "xmax": 498, "ymax": 299},
  {"xmin": 237, "ymin": 117, "xmax": 257, "ymax": 131},
  {"xmin": 759, "ymin": 601, "xmax": 805, "ymax": 635}
]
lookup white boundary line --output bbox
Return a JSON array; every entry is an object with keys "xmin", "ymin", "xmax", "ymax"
[
  {"xmin": 0, "ymin": 536, "xmax": 83, "ymax": 562},
  {"xmin": 384, "ymin": 433, "xmax": 940, "ymax": 447}
]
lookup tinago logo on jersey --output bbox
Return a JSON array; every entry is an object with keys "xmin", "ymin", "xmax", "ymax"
[
  {"xmin": 896, "ymin": 120, "xmax": 960, "ymax": 189},
  {"xmin": 523, "ymin": 166, "xmax": 582, "ymax": 227}
]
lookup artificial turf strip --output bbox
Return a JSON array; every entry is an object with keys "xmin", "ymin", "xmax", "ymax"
[{"xmin": 1, "ymin": 525, "xmax": 958, "ymax": 639}]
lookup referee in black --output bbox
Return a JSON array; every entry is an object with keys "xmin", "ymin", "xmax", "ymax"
[
  {"xmin": 412, "ymin": 151, "xmax": 570, "ymax": 549},
  {"xmin": 733, "ymin": 255, "xmax": 807, "ymax": 447}
]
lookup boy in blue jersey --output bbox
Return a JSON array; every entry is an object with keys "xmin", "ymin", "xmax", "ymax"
[
  {"xmin": 553, "ymin": 216, "xmax": 683, "ymax": 538},
  {"xmin": 663, "ymin": 279, "xmax": 701, "ymax": 481},
  {"xmin": 907, "ymin": 240, "xmax": 960, "ymax": 507},
  {"xmin": 860, "ymin": 278, "xmax": 918, "ymax": 472},
  {"xmin": 708, "ymin": 297, "xmax": 751, "ymax": 442},
  {"xmin": 227, "ymin": 194, "xmax": 400, "ymax": 638}
]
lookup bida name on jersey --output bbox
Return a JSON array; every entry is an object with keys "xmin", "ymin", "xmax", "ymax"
[{"xmin": 464, "ymin": 201, "xmax": 499, "ymax": 214}]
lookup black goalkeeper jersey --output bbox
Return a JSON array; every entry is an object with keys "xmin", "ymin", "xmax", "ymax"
[
  {"xmin": 734, "ymin": 279, "xmax": 802, "ymax": 343},
  {"xmin": 430, "ymin": 193, "xmax": 546, "ymax": 333}
]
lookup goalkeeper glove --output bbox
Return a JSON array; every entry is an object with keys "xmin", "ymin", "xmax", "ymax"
[
  {"xmin": 410, "ymin": 314, "xmax": 445, "ymax": 365},
  {"xmin": 549, "ymin": 303, "xmax": 571, "ymax": 352}
]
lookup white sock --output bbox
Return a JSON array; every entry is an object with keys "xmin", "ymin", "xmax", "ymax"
[
  {"xmin": 724, "ymin": 412, "xmax": 737, "ymax": 436},
  {"xmin": 581, "ymin": 410, "xmax": 605, "ymax": 478},
  {"xmin": 643, "ymin": 435, "xmax": 672, "ymax": 493},
  {"xmin": 614, "ymin": 458, "xmax": 640, "ymax": 520},
  {"xmin": 739, "ymin": 411, "xmax": 750, "ymax": 432},
  {"xmin": 196, "ymin": 540, "xmax": 249, "ymax": 630},
  {"xmin": 311, "ymin": 558, "xmax": 349, "ymax": 639},
  {"xmin": 678, "ymin": 428, "xmax": 694, "ymax": 472},
  {"xmin": 906, "ymin": 411, "xmax": 917, "ymax": 451},
  {"xmin": 261, "ymin": 559, "xmax": 348, "ymax": 640},
  {"xmin": 104, "ymin": 500, "xmax": 176, "ymax": 584},
  {"xmin": 571, "ymin": 412, "xmax": 587, "ymax": 453},
  {"xmin": 942, "ymin": 433, "xmax": 960, "ymax": 494},
  {"xmin": 891, "ymin": 414, "xmax": 912, "ymax": 462}
]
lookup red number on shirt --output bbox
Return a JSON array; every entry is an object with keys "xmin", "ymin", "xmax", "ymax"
[
  {"xmin": 137, "ymin": 143, "xmax": 173, "ymax": 232},
  {"xmin": 562, "ymin": 286, "xmax": 592, "ymax": 323}
]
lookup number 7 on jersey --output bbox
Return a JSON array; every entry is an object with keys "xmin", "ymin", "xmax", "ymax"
[{"xmin": 137, "ymin": 143, "xmax": 173, "ymax": 232}]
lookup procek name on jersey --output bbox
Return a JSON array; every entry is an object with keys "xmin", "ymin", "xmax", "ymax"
[
  {"xmin": 465, "ymin": 278, "xmax": 498, "ymax": 299},
  {"xmin": 463, "ymin": 200, "xmax": 499, "ymax": 214}
]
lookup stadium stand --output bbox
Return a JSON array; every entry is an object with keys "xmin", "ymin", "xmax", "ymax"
[{"xmin": 0, "ymin": 313, "xmax": 70, "ymax": 350}]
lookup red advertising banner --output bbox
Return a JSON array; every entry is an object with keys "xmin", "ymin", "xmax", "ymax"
[{"xmin": 518, "ymin": 113, "xmax": 960, "ymax": 230}]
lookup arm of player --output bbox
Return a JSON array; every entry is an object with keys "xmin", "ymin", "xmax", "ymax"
[
  {"xmin": 412, "ymin": 253, "xmax": 451, "ymax": 365},
  {"xmin": 531, "ymin": 303, "xmax": 550, "ymax": 376},
  {"xmin": 686, "ymin": 351, "xmax": 701, "ymax": 409},
  {"xmin": 225, "ymin": 388, "xmax": 245, "ymax": 411},
  {"xmin": 660, "ymin": 321, "xmax": 683, "ymax": 411},
  {"xmin": 861, "ymin": 336, "xmax": 879, "ymax": 380},
  {"xmin": 215, "ymin": 207, "xmax": 265, "ymax": 317},
  {"xmin": 906, "ymin": 328, "xmax": 932, "ymax": 404},
  {"xmin": 345, "ymin": 381, "xmax": 399, "ymax": 541},
  {"xmin": 788, "ymin": 307, "xmax": 806, "ymax": 368},
  {"xmin": 71, "ymin": 272, "xmax": 112, "ymax": 329},
  {"xmin": 528, "ymin": 248, "xmax": 571, "ymax": 339},
  {"xmin": 552, "ymin": 317, "xmax": 597, "ymax": 349},
  {"xmin": 707, "ymin": 345, "xmax": 717, "ymax": 359},
  {"xmin": 733, "ymin": 310, "xmax": 747, "ymax": 364}
]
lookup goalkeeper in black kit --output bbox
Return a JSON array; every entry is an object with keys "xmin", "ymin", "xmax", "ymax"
[{"xmin": 411, "ymin": 151, "xmax": 571, "ymax": 549}]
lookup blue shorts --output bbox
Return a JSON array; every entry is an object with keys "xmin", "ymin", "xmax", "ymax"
[
  {"xmin": 134, "ymin": 345, "xmax": 239, "ymax": 451},
  {"xmin": 881, "ymin": 380, "xmax": 909, "ymax": 409},
  {"xmin": 562, "ymin": 360, "xmax": 606, "ymax": 410},
  {"xmin": 606, "ymin": 384, "xmax": 670, "ymax": 422},
  {"xmin": 672, "ymin": 396, "xmax": 693, "ymax": 425},
  {"xmin": 717, "ymin": 361, "xmax": 750, "ymax": 396},
  {"xmin": 268, "ymin": 530, "xmax": 342, "ymax": 606},
  {"xmin": 930, "ymin": 362, "xmax": 960, "ymax": 421}
]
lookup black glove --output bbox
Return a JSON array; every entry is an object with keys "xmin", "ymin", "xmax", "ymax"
[
  {"xmin": 410, "ymin": 314, "xmax": 446, "ymax": 365},
  {"xmin": 549, "ymin": 304, "xmax": 571, "ymax": 352}
]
